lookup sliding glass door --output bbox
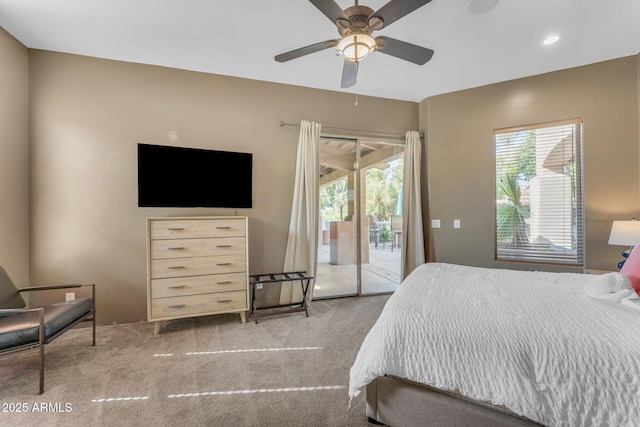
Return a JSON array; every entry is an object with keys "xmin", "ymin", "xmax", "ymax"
[
  {"xmin": 313, "ymin": 137, "xmax": 403, "ymax": 299},
  {"xmin": 315, "ymin": 138, "xmax": 358, "ymax": 298},
  {"xmin": 360, "ymin": 145, "xmax": 404, "ymax": 295}
]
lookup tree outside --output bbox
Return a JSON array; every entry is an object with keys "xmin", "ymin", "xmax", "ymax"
[
  {"xmin": 495, "ymin": 130, "xmax": 536, "ymax": 248},
  {"xmin": 319, "ymin": 158, "xmax": 404, "ymax": 231},
  {"xmin": 320, "ymin": 178, "xmax": 348, "ymax": 221},
  {"xmin": 365, "ymin": 159, "xmax": 403, "ymax": 222}
]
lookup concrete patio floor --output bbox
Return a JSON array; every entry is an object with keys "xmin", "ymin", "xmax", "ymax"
[{"xmin": 313, "ymin": 241, "xmax": 401, "ymax": 299}]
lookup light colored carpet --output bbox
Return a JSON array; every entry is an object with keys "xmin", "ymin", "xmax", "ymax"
[{"xmin": 0, "ymin": 295, "xmax": 389, "ymax": 427}]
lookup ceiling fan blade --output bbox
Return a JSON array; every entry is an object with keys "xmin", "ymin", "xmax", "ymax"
[
  {"xmin": 341, "ymin": 60, "xmax": 358, "ymax": 88},
  {"xmin": 376, "ymin": 36, "xmax": 434, "ymax": 65},
  {"xmin": 275, "ymin": 40, "xmax": 339, "ymax": 62},
  {"xmin": 369, "ymin": 0, "xmax": 433, "ymax": 30},
  {"xmin": 309, "ymin": 0, "xmax": 349, "ymax": 24}
]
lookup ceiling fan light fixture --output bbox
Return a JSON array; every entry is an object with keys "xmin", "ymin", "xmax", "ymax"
[{"xmin": 338, "ymin": 33, "xmax": 376, "ymax": 62}]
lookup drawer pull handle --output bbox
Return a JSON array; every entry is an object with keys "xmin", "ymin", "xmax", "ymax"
[
  {"xmin": 168, "ymin": 247, "xmax": 185, "ymax": 250},
  {"xmin": 217, "ymin": 281, "xmax": 232, "ymax": 285},
  {"xmin": 167, "ymin": 227, "xmax": 185, "ymax": 231},
  {"xmin": 168, "ymin": 285, "xmax": 186, "ymax": 289},
  {"xmin": 216, "ymin": 226, "xmax": 231, "ymax": 229},
  {"xmin": 216, "ymin": 245, "xmax": 231, "ymax": 248},
  {"xmin": 217, "ymin": 263, "xmax": 232, "ymax": 266},
  {"xmin": 168, "ymin": 266, "xmax": 185, "ymax": 269},
  {"xmin": 168, "ymin": 304, "xmax": 186, "ymax": 309},
  {"xmin": 217, "ymin": 299, "xmax": 232, "ymax": 303}
]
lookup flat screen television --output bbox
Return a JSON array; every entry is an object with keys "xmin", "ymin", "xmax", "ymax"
[{"xmin": 138, "ymin": 143, "xmax": 252, "ymax": 208}]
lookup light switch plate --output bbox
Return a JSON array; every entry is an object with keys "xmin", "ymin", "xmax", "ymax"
[
  {"xmin": 431, "ymin": 219, "xmax": 441, "ymax": 228},
  {"xmin": 454, "ymin": 219, "xmax": 461, "ymax": 229}
]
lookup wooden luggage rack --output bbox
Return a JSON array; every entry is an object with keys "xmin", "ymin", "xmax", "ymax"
[{"xmin": 249, "ymin": 271, "xmax": 313, "ymax": 324}]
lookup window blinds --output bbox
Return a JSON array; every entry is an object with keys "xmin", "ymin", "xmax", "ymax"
[{"xmin": 495, "ymin": 119, "xmax": 584, "ymax": 265}]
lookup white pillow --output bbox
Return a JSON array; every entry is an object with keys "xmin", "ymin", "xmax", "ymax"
[{"xmin": 584, "ymin": 273, "xmax": 634, "ymax": 300}]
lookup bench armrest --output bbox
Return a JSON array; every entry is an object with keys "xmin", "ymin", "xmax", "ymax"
[
  {"xmin": 0, "ymin": 307, "xmax": 44, "ymax": 319},
  {"xmin": 18, "ymin": 284, "xmax": 84, "ymax": 292},
  {"xmin": 19, "ymin": 283, "xmax": 95, "ymax": 295},
  {"xmin": 17, "ymin": 284, "xmax": 96, "ymax": 306},
  {"xmin": 0, "ymin": 308, "xmax": 25, "ymax": 316}
]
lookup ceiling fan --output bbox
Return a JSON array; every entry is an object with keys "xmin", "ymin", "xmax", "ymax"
[{"xmin": 275, "ymin": 0, "xmax": 435, "ymax": 88}]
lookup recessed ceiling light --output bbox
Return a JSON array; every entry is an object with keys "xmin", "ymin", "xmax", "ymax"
[
  {"xmin": 467, "ymin": 0, "xmax": 501, "ymax": 15},
  {"xmin": 543, "ymin": 35, "xmax": 560, "ymax": 45}
]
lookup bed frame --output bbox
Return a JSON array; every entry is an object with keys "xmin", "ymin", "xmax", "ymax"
[{"xmin": 365, "ymin": 376, "xmax": 542, "ymax": 427}]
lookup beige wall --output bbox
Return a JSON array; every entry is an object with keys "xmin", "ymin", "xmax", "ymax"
[
  {"xmin": 419, "ymin": 56, "xmax": 640, "ymax": 272},
  {"xmin": 0, "ymin": 28, "xmax": 29, "ymax": 286},
  {"xmin": 8, "ymin": 33, "xmax": 640, "ymax": 323},
  {"xmin": 27, "ymin": 50, "xmax": 418, "ymax": 324}
]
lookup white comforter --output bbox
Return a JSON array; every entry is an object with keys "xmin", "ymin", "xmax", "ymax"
[{"xmin": 349, "ymin": 263, "xmax": 640, "ymax": 426}]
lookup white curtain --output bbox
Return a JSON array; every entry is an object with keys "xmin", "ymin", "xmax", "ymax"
[
  {"xmin": 402, "ymin": 130, "xmax": 426, "ymax": 279},
  {"xmin": 281, "ymin": 120, "xmax": 321, "ymax": 304}
]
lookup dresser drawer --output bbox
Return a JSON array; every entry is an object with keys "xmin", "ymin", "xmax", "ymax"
[
  {"xmin": 150, "ymin": 237, "xmax": 245, "ymax": 259},
  {"xmin": 150, "ymin": 219, "xmax": 246, "ymax": 240},
  {"xmin": 151, "ymin": 290, "xmax": 247, "ymax": 319},
  {"xmin": 151, "ymin": 272, "xmax": 247, "ymax": 298},
  {"xmin": 150, "ymin": 254, "xmax": 246, "ymax": 279}
]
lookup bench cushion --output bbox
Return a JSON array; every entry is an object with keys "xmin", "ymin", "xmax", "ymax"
[{"xmin": 0, "ymin": 299, "xmax": 94, "ymax": 350}]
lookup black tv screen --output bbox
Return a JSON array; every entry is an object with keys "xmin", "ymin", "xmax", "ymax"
[{"xmin": 138, "ymin": 143, "xmax": 252, "ymax": 208}]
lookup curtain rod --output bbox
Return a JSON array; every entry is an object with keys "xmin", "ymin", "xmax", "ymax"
[{"xmin": 279, "ymin": 121, "xmax": 423, "ymax": 139}]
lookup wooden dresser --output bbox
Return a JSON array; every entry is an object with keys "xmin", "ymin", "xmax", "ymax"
[{"xmin": 146, "ymin": 216, "xmax": 249, "ymax": 335}]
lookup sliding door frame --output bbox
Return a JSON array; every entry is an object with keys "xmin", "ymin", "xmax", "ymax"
[{"xmin": 314, "ymin": 134, "xmax": 405, "ymax": 300}]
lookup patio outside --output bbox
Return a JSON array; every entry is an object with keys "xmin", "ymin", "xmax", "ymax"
[
  {"xmin": 314, "ymin": 238, "xmax": 401, "ymax": 298},
  {"xmin": 314, "ymin": 149, "xmax": 403, "ymax": 299}
]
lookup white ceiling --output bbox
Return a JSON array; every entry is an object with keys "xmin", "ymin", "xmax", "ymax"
[{"xmin": 1, "ymin": 0, "xmax": 639, "ymax": 102}]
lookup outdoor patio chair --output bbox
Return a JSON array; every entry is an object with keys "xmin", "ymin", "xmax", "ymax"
[
  {"xmin": 368, "ymin": 215, "xmax": 381, "ymax": 249},
  {"xmin": 391, "ymin": 215, "xmax": 403, "ymax": 251},
  {"xmin": 0, "ymin": 265, "xmax": 95, "ymax": 394}
]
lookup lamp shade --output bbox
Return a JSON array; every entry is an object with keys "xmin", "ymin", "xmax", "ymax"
[
  {"xmin": 338, "ymin": 34, "xmax": 376, "ymax": 62},
  {"xmin": 608, "ymin": 220, "xmax": 640, "ymax": 246}
]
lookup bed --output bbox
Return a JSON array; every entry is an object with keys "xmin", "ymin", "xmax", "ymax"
[{"xmin": 349, "ymin": 262, "xmax": 640, "ymax": 426}]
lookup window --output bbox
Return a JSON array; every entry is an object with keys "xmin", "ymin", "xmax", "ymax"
[{"xmin": 495, "ymin": 119, "xmax": 583, "ymax": 265}]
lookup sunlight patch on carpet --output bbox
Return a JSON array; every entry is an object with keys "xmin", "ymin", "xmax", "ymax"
[
  {"xmin": 168, "ymin": 385, "xmax": 345, "ymax": 398},
  {"xmin": 185, "ymin": 347, "xmax": 322, "ymax": 355},
  {"xmin": 91, "ymin": 396, "xmax": 150, "ymax": 403}
]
